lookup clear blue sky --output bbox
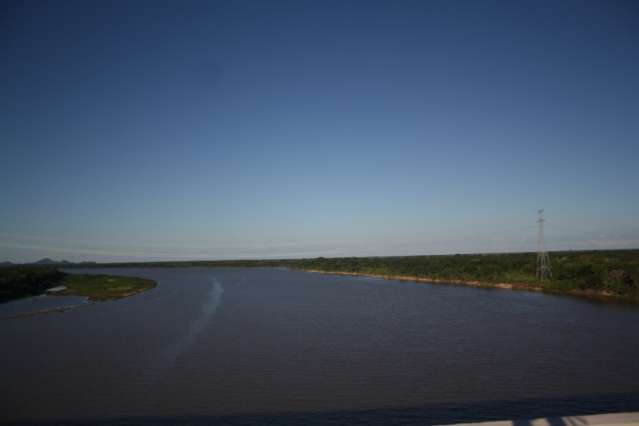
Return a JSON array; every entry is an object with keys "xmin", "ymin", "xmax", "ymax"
[{"xmin": 2, "ymin": 0, "xmax": 638, "ymax": 262}]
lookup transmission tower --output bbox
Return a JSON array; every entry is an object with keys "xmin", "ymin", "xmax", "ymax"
[{"xmin": 536, "ymin": 209, "xmax": 552, "ymax": 280}]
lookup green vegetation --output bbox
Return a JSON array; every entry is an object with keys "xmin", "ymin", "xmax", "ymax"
[
  {"xmin": 78, "ymin": 249, "xmax": 639, "ymax": 302},
  {"xmin": 0, "ymin": 267, "xmax": 66, "ymax": 303},
  {"xmin": 93, "ymin": 259, "xmax": 289, "ymax": 268},
  {"xmin": 0, "ymin": 267, "xmax": 155, "ymax": 303},
  {"xmin": 57, "ymin": 274, "xmax": 156, "ymax": 301},
  {"xmin": 291, "ymin": 250, "xmax": 639, "ymax": 301},
  {"xmin": 6, "ymin": 249, "xmax": 637, "ymax": 303}
]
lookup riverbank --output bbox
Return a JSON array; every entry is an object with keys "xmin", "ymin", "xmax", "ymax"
[
  {"xmin": 288, "ymin": 251, "xmax": 638, "ymax": 304},
  {"xmin": 54, "ymin": 274, "xmax": 156, "ymax": 301},
  {"xmin": 299, "ymin": 269, "xmax": 632, "ymax": 303},
  {"xmin": 1, "ymin": 300, "xmax": 95, "ymax": 320},
  {"xmin": 10, "ymin": 249, "xmax": 635, "ymax": 303},
  {"xmin": 0, "ymin": 266, "xmax": 156, "ymax": 303}
]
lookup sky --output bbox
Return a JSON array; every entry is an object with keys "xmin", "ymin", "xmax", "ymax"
[{"xmin": 1, "ymin": 0, "xmax": 638, "ymax": 262}]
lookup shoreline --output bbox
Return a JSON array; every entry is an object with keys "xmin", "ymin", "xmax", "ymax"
[
  {"xmin": 0, "ymin": 274, "xmax": 157, "ymax": 320},
  {"xmin": 0, "ymin": 300, "xmax": 95, "ymax": 320},
  {"xmin": 54, "ymin": 284, "xmax": 155, "ymax": 302},
  {"xmin": 56, "ymin": 274, "xmax": 156, "ymax": 301},
  {"xmin": 298, "ymin": 269, "xmax": 632, "ymax": 304},
  {"xmin": 1, "ymin": 284, "xmax": 154, "ymax": 321}
]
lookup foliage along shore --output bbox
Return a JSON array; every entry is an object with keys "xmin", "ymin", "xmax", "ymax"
[
  {"xmin": 300, "ymin": 269, "xmax": 628, "ymax": 304},
  {"xmin": 290, "ymin": 250, "xmax": 639, "ymax": 303},
  {"xmin": 56, "ymin": 274, "xmax": 156, "ymax": 301},
  {"xmin": 67, "ymin": 249, "xmax": 639, "ymax": 303},
  {"xmin": 3, "ymin": 249, "xmax": 638, "ymax": 303},
  {"xmin": 0, "ymin": 267, "xmax": 155, "ymax": 303}
]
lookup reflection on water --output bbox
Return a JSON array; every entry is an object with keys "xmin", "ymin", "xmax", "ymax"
[
  {"xmin": 2, "ymin": 267, "xmax": 639, "ymax": 424},
  {"xmin": 164, "ymin": 278, "xmax": 224, "ymax": 364}
]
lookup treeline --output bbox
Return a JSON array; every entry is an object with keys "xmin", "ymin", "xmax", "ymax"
[
  {"xmin": 291, "ymin": 250, "xmax": 639, "ymax": 298},
  {"xmin": 92, "ymin": 259, "xmax": 291, "ymax": 268},
  {"xmin": 0, "ymin": 267, "xmax": 66, "ymax": 303},
  {"xmin": 61, "ymin": 249, "xmax": 639, "ymax": 300}
]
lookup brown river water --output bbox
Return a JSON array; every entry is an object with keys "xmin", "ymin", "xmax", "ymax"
[{"xmin": 2, "ymin": 267, "xmax": 639, "ymax": 425}]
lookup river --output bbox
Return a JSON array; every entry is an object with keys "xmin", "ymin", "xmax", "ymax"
[{"xmin": 2, "ymin": 267, "xmax": 639, "ymax": 425}]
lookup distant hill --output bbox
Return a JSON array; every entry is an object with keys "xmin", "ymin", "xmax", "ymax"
[
  {"xmin": 33, "ymin": 258, "xmax": 72, "ymax": 265},
  {"xmin": 34, "ymin": 258, "xmax": 57, "ymax": 265},
  {"xmin": 0, "ymin": 259, "xmax": 96, "ymax": 269}
]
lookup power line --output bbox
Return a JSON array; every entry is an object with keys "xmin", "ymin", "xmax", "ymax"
[{"xmin": 536, "ymin": 209, "xmax": 552, "ymax": 280}]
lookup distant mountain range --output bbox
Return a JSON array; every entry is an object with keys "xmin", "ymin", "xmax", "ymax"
[
  {"xmin": 0, "ymin": 259, "xmax": 97, "ymax": 267},
  {"xmin": 34, "ymin": 258, "xmax": 72, "ymax": 265}
]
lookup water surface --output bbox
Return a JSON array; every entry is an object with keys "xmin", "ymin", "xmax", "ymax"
[
  {"xmin": 2, "ymin": 267, "xmax": 639, "ymax": 424},
  {"xmin": 0, "ymin": 293, "xmax": 88, "ymax": 319}
]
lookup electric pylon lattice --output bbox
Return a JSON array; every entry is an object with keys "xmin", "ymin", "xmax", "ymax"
[{"xmin": 536, "ymin": 209, "xmax": 552, "ymax": 280}]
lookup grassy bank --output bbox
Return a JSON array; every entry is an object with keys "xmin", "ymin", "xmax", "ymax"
[
  {"xmin": 291, "ymin": 250, "xmax": 639, "ymax": 302},
  {"xmin": 0, "ymin": 267, "xmax": 66, "ymax": 303},
  {"xmin": 12, "ymin": 249, "xmax": 639, "ymax": 303},
  {"xmin": 0, "ymin": 267, "xmax": 155, "ymax": 303},
  {"xmin": 56, "ymin": 274, "xmax": 156, "ymax": 301},
  {"xmin": 67, "ymin": 249, "xmax": 639, "ymax": 302}
]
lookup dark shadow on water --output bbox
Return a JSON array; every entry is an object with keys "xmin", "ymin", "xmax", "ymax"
[{"xmin": 5, "ymin": 392, "xmax": 639, "ymax": 426}]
